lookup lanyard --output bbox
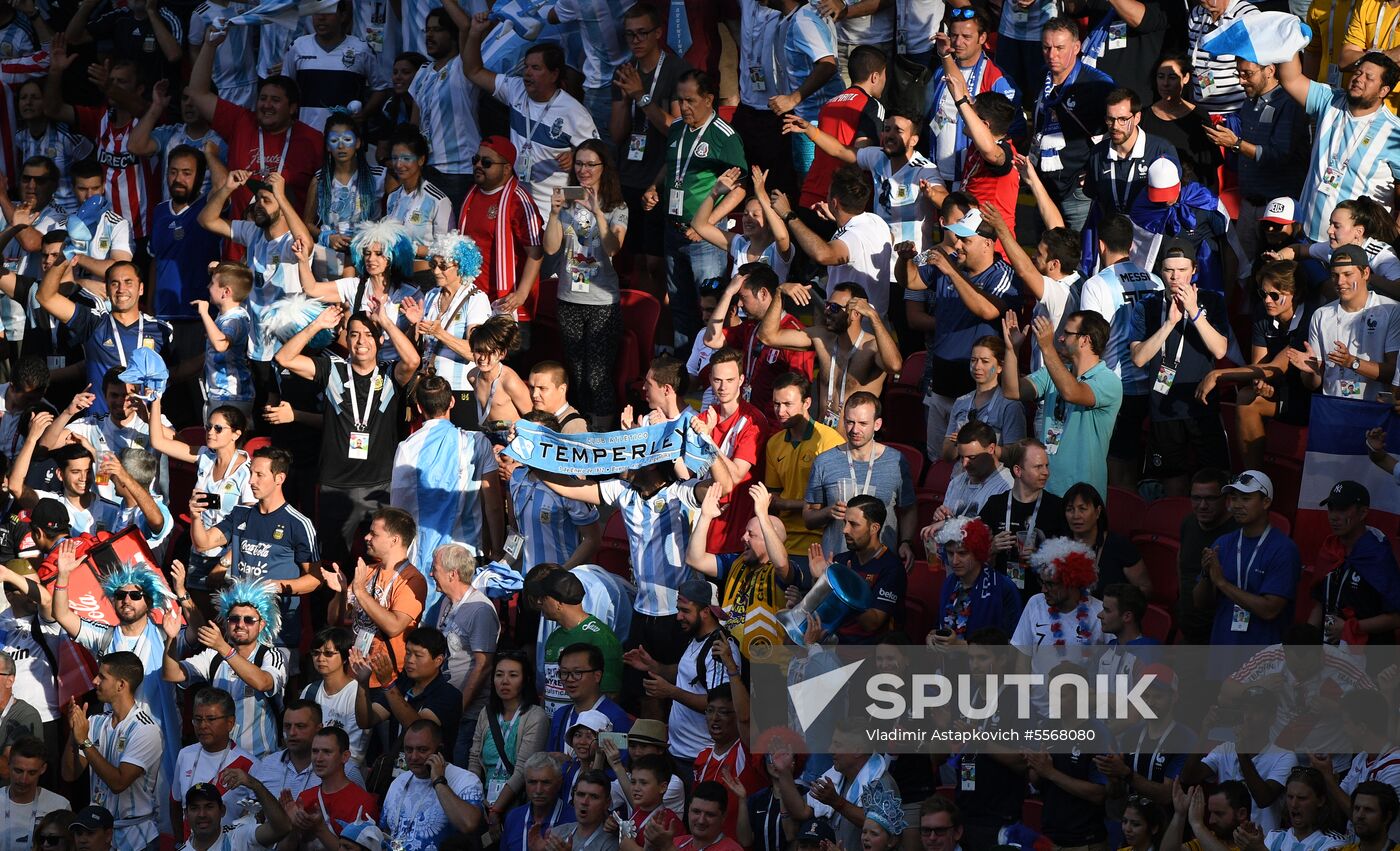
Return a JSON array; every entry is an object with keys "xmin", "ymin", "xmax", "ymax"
[
  {"xmin": 477, "ymin": 371, "xmax": 502, "ymax": 424},
  {"xmin": 191, "ymin": 746, "xmax": 233, "ymax": 787},
  {"xmin": 1236, "ymin": 526, "xmax": 1271, "ymax": 588},
  {"xmin": 524, "ymin": 799, "xmax": 566, "ymax": 850},
  {"xmin": 110, "ymin": 314, "xmax": 145, "ymax": 368},
  {"xmin": 1374, "ymin": 1, "xmax": 1400, "ymax": 50},
  {"xmin": 3, "ymin": 788, "xmax": 40, "ymax": 839},
  {"xmin": 845, "ymin": 445, "xmax": 878, "ymax": 498},
  {"xmin": 826, "ymin": 331, "xmax": 866, "ymax": 414},
  {"xmin": 1326, "ymin": 106, "xmax": 1386, "ymax": 168},
  {"xmin": 1160, "ymin": 299, "xmax": 1187, "ymax": 368},
  {"xmin": 1325, "ymin": 565, "xmax": 1353, "ymax": 613},
  {"xmin": 523, "ymin": 90, "xmax": 562, "ymax": 155},
  {"xmin": 1131, "ymin": 720, "xmax": 1177, "ymax": 778},
  {"xmin": 633, "ymin": 54, "xmax": 665, "ymax": 126},
  {"xmin": 1107, "ymin": 135, "xmax": 1139, "ymax": 210},
  {"xmin": 257, "ymin": 128, "xmax": 292, "ymax": 174},
  {"xmin": 345, "ymin": 364, "xmax": 380, "ymax": 430},
  {"xmin": 674, "ymin": 114, "xmax": 716, "ymax": 188},
  {"xmin": 1006, "ymin": 491, "xmax": 1043, "ymax": 538}
]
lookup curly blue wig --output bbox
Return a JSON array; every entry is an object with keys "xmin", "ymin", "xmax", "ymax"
[
  {"xmin": 100, "ymin": 561, "xmax": 174, "ymax": 610},
  {"xmin": 349, "ymin": 219, "xmax": 416, "ymax": 282},
  {"xmin": 427, "ymin": 232, "xmax": 484, "ymax": 284},
  {"xmin": 264, "ymin": 293, "xmax": 337, "ymax": 350},
  {"xmin": 216, "ymin": 579, "xmax": 282, "ymax": 647}
]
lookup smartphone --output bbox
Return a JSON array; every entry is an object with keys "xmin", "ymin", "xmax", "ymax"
[
  {"xmin": 1380, "ymin": 391, "xmax": 1395, "ymax": 404},
  {"xmin": 600, "ymin": 731, "xmax": 630, "ymax": 750},
  {"xmin": 561, "ymin": 186, "xmax": 588, "ymax": 201},
  {"xmin": 196, "ymin": 492, "xmax": 220, "ymax": 510}
]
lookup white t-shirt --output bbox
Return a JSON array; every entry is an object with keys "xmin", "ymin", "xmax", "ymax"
[
  {"xmin": 828, "ymin": 211, "xmax": 894, "ymax": 318},
  {"xmin": 669, "ymin": 631, "xmax": 739, "ymax": 761},
  {"xmin": 1307, "ymin": 292, "xmax": 1400, "ymax": 401},
  {"xmin": 0, "ymin": 603, "xmax": 61, "ymax": 721},
  {"xmin": 89, "ymin": 706, "xmax": 163, "ymax": 850},
  {"xmin": 176, "ymin": 819, "xmax": 272, "ymax": 851},
  {"xmin": 1200, "ymin": 742, "xmax": 1296, "ymax": 832},
  {"xmin": 493, "ymin": 76, "xmax": 600, "ymax": 216},
  {"xmin": 301, "ymin": 679, "xmax": 369, "ymax": 767},
  {"xmin": 381, "ymin": 764, "xmax": 485, "ymax": 851},
  {"xmin": 0, "ymin": 786, "xmax": 69, "ymax": 850},
  {"xmin": 1012, "ymin": 592, "xmax": 1106, "ymax": 714},
  {"xmin": 1030, "ymin": 272, "xmax": 1078, "ymax": 371},
  {"xmin": 172, "ymin": 741, "xmax": 258, "ymax": 828}
]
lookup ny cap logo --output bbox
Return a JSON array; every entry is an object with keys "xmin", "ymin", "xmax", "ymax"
[{"xmin": 789, "ymin": 659, "xmax": 865, "ymax": 733}]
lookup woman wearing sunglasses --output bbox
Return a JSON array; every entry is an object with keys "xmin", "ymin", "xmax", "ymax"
[
  {"xmin": 147, "ymin": 398, "xmax": 254, "ymax": 594},
  {"xmin": 31, "ymin": 810, "xmax": 75, "ymax": 851},
  {"xmin": 386, "ymin": 130, "xmax": 453, "ymax": 280},
  {"xmin": 303, "ymin": 113, "xmax": 389, "ymax": 278},
  {"xmin": 1196, "ymin": 260, "xmax": 1313, "ymax": 468}
]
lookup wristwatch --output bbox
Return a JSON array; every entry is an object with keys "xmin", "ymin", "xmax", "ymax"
[
  {"xmin": 1351, "ymin": 357, "xmax": 1362, "ymax": 371},
  {"xmin": 783, "ymin": 210, "xmax": 798, "ymax": 222},
  {"xmin": 955, "ymin": 96, "xmax": 972, "ymax": 108},
  {"xmin": 638, "ymin": 93, "xmax": 653, "ymax": 109},
  {"xmin": 432, "ymin": 777, "xmax": 449, "ymax": 789},
  {"xmin": 79, "ymin": 739, "xmax": 95, "ymax": 751}
]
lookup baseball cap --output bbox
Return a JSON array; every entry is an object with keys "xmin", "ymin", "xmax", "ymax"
[
  {"xmin": 568, "ymin": 709, "xmax": 612, "ymax": 735},
  {"xmin": 1320, "ymin": 480, "xmax": 1370, "ymax": 509},
  {"xmin": 1139, "ymin": 663, "xmax": 1178, "ymax": 693},
  {"xmin": 1146, "ymin": 158, "xmax": 1181, "ymax": 204},
  {"xmin": 1331, "ymin": 244, "xmax": 1369, "ymax": 269},
  {"xmin": 30, "ymin": 498, "xmax": 67, "ymax": 537},
  {"xmin": 628, "ymin": 719, "xmax": 668, "ymax": 747},
  {"xmin": 478, "ymin": 136, "xmax": 517, "ymax": 167},
  {"xmin": 540, "ymin": 570, "xmax": 585, "ymax": 605},
  {"xmin": 945, "ymin": 207, "xmax": 991, "ymax": 239},
  {"xmin": 1159, "ymin": 238, "xmax": 1195, "ymax": 262},
  {"xmin": 1223, "ymin": 470, "xmax": 1274, "ymax": 501},
  {"xmin": 185, "ymin": 783, "xmax": 224, "ymax": 807},
  {"xmin": 340, "ymin": 820, "xmax": 386, "ymax": 851},
  {"xmin": 70, "ymin": 806, "xmax": 114, "ymax": 832},
  {"xmin": 796, "ymin": 817, "xmax": 837, "ymax": 844},
  {"xmin": 1260, "ymin": 197, "xmax": 1297, "ymax": 224},
  {"xmin": 678, "ymin": 578, "xmax": 728, "ymax": 621}
]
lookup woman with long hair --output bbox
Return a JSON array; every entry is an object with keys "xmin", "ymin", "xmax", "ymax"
[
  {"xmin": 1062, "ymin": 482, "xmax": 1151, "ymax": 599},
  {"xmin": 303, "ymin": 218, "xmax": 420, "ymax": 361},
  {"xmin": 940, "ymin": 335, "xmax": 1026, "ymax": 461},
  {"xmin": 1198, "ymin": 261, "xmax": 1314, "ymax": 467},
  {"xmin": 1258, "ymin": 768, "xmax": 1345, "ymax": 848},
  {"xmin": 468, "ymin": 647, "xmax": 551, "ymax": 829},
  {"xmin": 303, "ymin": 112, "xmax": 389, "ymax": 278},
  {"xmin": 1119, "ymin": 798, "xmax": 1165, "ymax": 851},
  {"xmin": 690, "ymin": 165, "xmax": 793, "ymax": 281},
  {"xmin": 1269, "ymin": 197, "xmax": 1400, "ymax": 284},
  {"xmin": 544, "ymin": 138, "xmax": 629, "ymax": 430},
  {"xmin": 1139, "ymin": 54, "xmax": 1222, "ymax": 192},
  {"xmin": 32, "ymin": 811, "xmax": 75, "ymax": 851},
  {"xmin": 385, "ymin": 130, "xmax": 453, "ymax": 278}
]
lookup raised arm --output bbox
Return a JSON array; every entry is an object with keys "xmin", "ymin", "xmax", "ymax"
[
  {"xmin": 461, "ymin": 13, "xmax": 499, "ymax": 95},
  {"xmin": 767, "ymin": 191, "xmax": 845, "ymax": 266},
  {"xmin": 127, "ymin": 80, "xmax": 170, "ymax": 157},
  {"xmin": 781, "ymin": 113, "xmax": 859, "ymax": 165},
  {"xmin": 750, "ymin": 167, "xmax": 791, "ymax": 256},
  {"xmin": 691, "ymin": 169, "xmax": 742, "ymax": 252},
  {"xmin": 757, "ymin": 282, "xmax": 817, "ymax": 350},
  {"xmin": 41, "ymin": 34, "xmax": 75, "ymax": 128},
  {"xmin": 1274, "ymin": 52, "xmax": 1312, "ymax": 108},
  {"xmin": 685, "ymin": 486, "xmax": 723, "ymax": 577},
  {"xmin": 273, "ymin": 304, "xmax": 341, "ymax": 380},
  {"xmin": 198, "ymin": 171, "xmax": 241, "ymax": 239},
  {"xmin": 999, "ymin": 314, "xmax": 1038, "ymax": 402}
]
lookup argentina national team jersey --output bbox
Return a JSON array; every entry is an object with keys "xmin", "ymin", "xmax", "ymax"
[
  {"xmin": 1298, "ymin": 81, "xmax": 1400, "ymax": 242},
  {"xmin": 89, "ymin": 705, "xmax": 163, "ymax": 851},
  {"xmin": 738, "ymin": 0, "xmax": 780, "ymax": 110},
  {"xmin": 181, "ymin": 645, "xmax": 287, "ymax": 758},
  {"xmin": 509, "ymin": 467, "xmax": 599, "ymax": 567},
  {"xmin": 408, "ymin": 56, "xmax": 481, "ymax": 175},
  {"xmin": 230, "ymin": 221, "xmax": 301, "ymax": 361},
  {"xmin": 418, "ymin": 284, "xmax": 491, "ymax": 391},
  {"xmin": 64, "ymin": 305, "xmax": 172, "ymax": 415},
  {"xmin": 495, "ymin": 75, "xmax": 599, "ymax": 214},
  {"xmin": 386, "ymin": 180, "xmax": 452, "ymax": 250},
  {"xmin": 856, "ymin": 146, "xmax": 938, "ymax": 250},
  {"xmin": 189, "ymin": 1, "xmax": 258, "ymax": 107},
  {"xmin": 15, "ymin": 123, "xmax": 91, "ymax": 212},
  {"xmin": 551, "ymin": 0, "xmax": 633, "ymax": 89},
  {"xmin": 775, "ymin": 5, "xmax": 845, "ymax": 121},
  {"xmin": 596, "ymin": 478, "xmax": 699, "ymax": 615},
  {"xmin": 390, "ymin": 417, "xmax": 498, "ymax": 569},
  {"xmin": 77, "ymin": 210, "xmax": 133, "ymax": 261}
]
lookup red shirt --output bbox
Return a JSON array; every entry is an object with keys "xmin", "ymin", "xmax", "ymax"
[
  {"xmin": 963, "ymin": 138, "xmax": 1020, "ymax": 237},
  {"xmin": 722, "ymin": 318, "xmax": 814, "ymax": 427},
  {"xmin": 705, "ymin": 400, "xmax": 768, "ymax": 554},
  {"xmin": 458, "ymin": 181, "xmax": 544, "ymax": 320},
  {"xmin": 676, "ymin": 835, "xmax": 745, "ymax": 851},
  {"xmin": 211, "ymin": 99, "xmax": 324, "ymax": 222},
  {"xmin": 296, "ymin": 781, "xmax": 379, "ymax": 832},
  {"xmin": 629, "ymin": 805, "xmax": 685, "ymax": 839},
  {"xmin": 75, "ymin": 106, "xmax": 153, "ymax": 238},
  {"xmin": 693, "ymin": 741, "xmax": 763, "ymax": 840},
  {"xmin": 800, "ymin": 86, "xmax": 883, "ymax": 209}
]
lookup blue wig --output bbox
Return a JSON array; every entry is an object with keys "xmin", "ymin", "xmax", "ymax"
[
  {"xmin": 99, "ymin": 561, "xmax": 174, "ymax": 611},
  {"xmin": 216, "ymin": 579, "xmax": 282, "ymax": 647},
  {"xmin": 427, "ymin": 232, "xmax": 484, "ymax": 284},
  {"xmin": 349, "ymin": 219, "xmax": 416, "ymax": 282},
  {"xmin": 264, "ymin": 293, "xmax": 337, "ymax": 350}
]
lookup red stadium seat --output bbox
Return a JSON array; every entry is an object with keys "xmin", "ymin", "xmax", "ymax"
[
  {"xmin": 885, "ymin": 441, "xmax": 929, "ymax": 487},
  {"xmin": 1108, "ymin": 487, "xmax": 1147, "ymax": 537},
  {"xmin": 916, "ymin": 496, "xmax": 942, "ymax": 558},
  {"xmin": 1268, "ymin": 511, "xmax": 1292, "ymax": 537},
  {"xmin": 597, "ymin": 511, "xmax": 631, "ymax": 580},
  {"xmin": 898, "ymin": 351, "xmax": 925, "ymax": 387},
  {"xmin": 1131, "ymin": 532, "xmax": 1181, "ymax": 609},
  {"xmin": 879, "ymin": 385, "xmax": 926, "ymax": 448},
  {"xmin": 1134, "ymin": 497, "xmax": 1191, "ymax": 539},
  {"xmin": 905, "ymin": 560, "xmax": 945, "ymax": 644},
  {"xmin": 1141, "ymin": 603, "xmax": 1174, "ymax": 643},
  {"xmin": 243, "ymin": 436, "xmax": 272, "ymax": 454},
  {"xmin": 1021, "ymin": 799, "xmax": 1043, "ymax": 833},
  {"xmin": 921, "ymin": 460, "xmax": 954, "ymax": 500},
  {"xmin": 617, "ymin": 289, "xmax": 661, "ymax": 403},
  {"xmin": 1260, "ymin": 456, "xmax": 1302, "ymax": 522},
  {"xmin": 1295, "ymin": 564, "xmax": 1320, "ymax": 624}
]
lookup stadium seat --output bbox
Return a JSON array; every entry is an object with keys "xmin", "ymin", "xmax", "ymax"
[
  {"xmin": 921, "ymin": 459, "xmax": 954, "ymax": 498},
  {"xmin": 879, "ymin": 385, "xmax": 926, "ymax": 448},
  {"xmin": 1021, "ymin": 799, "xmax": 1043, "ymax": 833},
  {"xmin": 1108, "ymin": 487, "xmax": 1147, "ymax": 537},
  {"xmin": 1260, "ymin": 456, "xmax": 1302, "ymax": 522},
  {"xmin": 1267, "ymin": 511, "xmax": 1292, "ymax": 537},
  {"xmin": 1131, "ymin": 532, "xmax": 1181, "ymax": 609},
  {"xmin": 1134, "ymin": 496, "xmax": 1190, "ymax": 539},
  {"xmin": 244, "ymin": 436, "xmax": 272, "ymax": 454},
  {"xmin": 905, "ymin": 560, "xmax": 945, "ymax": 644},
  {"xmin": 617, "ymin": 289, "xmax": 661, "ymax": 403},
  {"xmin": 1141, "ymin": 603, "xmax": 1174, "ymax": 643},
  {"xmin": 886, "ymin": 441, "xmax": 929, "ymax": 487},
  {"xmin": 597, "ymin": 511, "xmax": 631, "ymax": 580},
  {"xmin": 1295, "ymin": 564, "xmax": 1320, "ymax": 624},
  {"xmin": 898, "ymin": 351, "xmax": 925, "ymax": 387}
]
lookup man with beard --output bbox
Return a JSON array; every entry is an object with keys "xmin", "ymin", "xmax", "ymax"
[
  {"xmin": 200, "ymin": 169, "xmax": 313, "ymax": 415},
  {"xmin": 810, "ymin": 495, "xmax": 905, "ymax": 645},
  {"xmin": 129, "ymin": 84, "xmax": 227, "ymax": 202},
  {"xmin": 168, "ymin": 688, "xmax": 256, "ymax": 835},
  {"xmin": 35, "ymin": 259, "xmax": 171, "ymax": 417},
  {"xmin": 758, "ymin": 283, "xmax": 899, "ymax": 429},
  {"xmin": 1084, "ymin": 89, "xmax": 1179, "ymax": 218},
  {"xmin": 1277, "ymin": 50, "xmax": 1400, "ymax": 243},
  {"xmin": 1162, "ymin": 780, "xmax": 1253, "ymax": 851},
  {"xmin": 379, "ymin": 719, "xmax": 484, "ymax": 850},
  {"xmin": 457, "ymin": 136, "xmax": 543, "ymax": 326},
  {"xmin": 1334, "ymin": 783, "xmax": 1400, "ymax": 851},
  {"xmin": 180, "ymin": 771, "xmax": 291, "ymax": 851},
  {"xmin": 251, "ymin": 698, "xmax": 324, "ymax": 800},
  {"xmin": 763, "ymin": 372, "xmax": 845, "ymax": 567},
  {"xmin": 148, "ymin": 142, "xmax": 221, "ymax": 386}
]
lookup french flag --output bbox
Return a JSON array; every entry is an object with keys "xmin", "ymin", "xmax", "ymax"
[{"xmin": 1296, "ymin": 396, "xmax": 1400, "ymax": 562}]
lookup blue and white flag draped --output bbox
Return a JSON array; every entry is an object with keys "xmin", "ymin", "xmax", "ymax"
[
  {"xmin": 225, "ymin": 0, "xmax": 337, "ymax": 28},
  {"xmin": 472, "ymin": 560, "xmax": 525, "ymax": 598},
  {"xmin": 505, "ymin": 419, "xmax": 715, "ymax": 477},
  {"xmin": 1198, "ymin": 11, "xmax": 1312, "ymax": 65},
  {"xmin": 64, "ymin": 194, "xmax": 110, "ymax": 260}
]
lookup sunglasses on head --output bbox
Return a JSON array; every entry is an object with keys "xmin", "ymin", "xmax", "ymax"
[
  {"xmin": 113, "ymin": 589, "xmax": 145, "ymax": 602},
  {"xmin": 949, "ymin": 7, "xmax": 977, "ymax": 18}
]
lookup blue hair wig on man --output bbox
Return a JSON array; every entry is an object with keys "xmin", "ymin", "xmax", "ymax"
[
  {"xmin": 349, "ymin": 218, "xmax": 416, "ymax": 281},
  {"xmin": 426, "ymin": 231, "xmax": 484, "ymax": 284},
  {"xmin": 99, "ymin": 561, "xmax": 174, "ymax": 610},
  {"xmin": 216, "ymin": 579, "xmax": 282, "ymax": 647}
]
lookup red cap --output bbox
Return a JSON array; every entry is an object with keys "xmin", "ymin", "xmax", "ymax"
[{"xmin": 478, "ymin": 136, "xmax": 517, "ymax": 166}]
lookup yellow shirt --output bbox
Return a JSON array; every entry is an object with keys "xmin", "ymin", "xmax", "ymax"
[
  {"xmin": 1311, "ymin": 0, "xmax": 1361, "ymax": 85},
  {"xmin": 1344, "ymin": 0, "xmax": 1400, "ymax": 111},
  {"xmin": 1182, "ymin": 842, "xmax": 1241, "ymax": 851},
  {"xmin": 764, "ymin": 419, "xmax": 845, "ymax": 554}
]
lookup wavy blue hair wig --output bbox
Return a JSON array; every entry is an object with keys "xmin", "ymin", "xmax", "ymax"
[
  {"xmin": 264, "ymin": 293, "xmax": 337, "ymax": 350},
  {"xmin": 427, "ymin": 232, "xmax": 484, "ymax": 283},
  {"xmin": 99, "ymin": 561, "xmax": 174, "ymax": 610},
  {"xmin": 216, "ymin": 579, "xmax": 282, "ymax": 647},
  {"xmin": 349, "ymin": 219, "xmax": 416, "ymax": 281}
]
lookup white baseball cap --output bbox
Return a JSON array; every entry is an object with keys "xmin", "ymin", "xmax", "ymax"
[
  {"xmin": 1260, "ymin": 197, "xmax": 1297, "ymax": 225},
  {"xmin": 1146, "ymin": 158, "xmax": 1181, "ymax": 204}
]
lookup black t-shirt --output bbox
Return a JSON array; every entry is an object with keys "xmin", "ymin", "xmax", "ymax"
[
  {"xmin": 1080, "ymin": 0, "xmax": 1167, "ymax": 107},
  {"xmin": 87, "ymin": 6, "xmax": 185, "ymax": 85},
  {"xmin": 612, "ymin": 50, "xmax": 691, "ymax": 189},
  {"xmin": 955, "ymin": 690, "xmax": 1026, "ymax": 829},
  {"xmin": 1088, "ymin": 531, "xmax": 1142, "ymax": 597},
  {"xmin": 372, "ymin": 672, "xmax": 464, "ymax": 753},
  {"xmin": 1176, "ymin": 516, "xmax": 1239, "ymax": 644},
  {"xmin": 1140, "ymin": 289, "xmax": 1231, "ymax": 422},
  {"xmin": 1251, "ymin": 304, "xmax": 1312, "ymax": 360},
  {"xmin": 979, "ymin": 490, "xmax": 1069, "ymax": 601},
  {"xmin": 311, "ymin": 355, "xmax": 406, "ymax": 488},
  {"xmin": 1138, "ymin": 109, "xmax": 1224, "ymax": 192},
  {"xmin": 1310, "ymin": 551, "xmax": 1399, "ymax": 645},
  {"xmin": 1040, "ymin": 744, "xmax": 1110, "ymax": 845}
]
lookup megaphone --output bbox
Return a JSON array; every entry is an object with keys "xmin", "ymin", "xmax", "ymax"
[{"xmin": 778, "ymin": 562, "xmax": 873, "ymax": 645}]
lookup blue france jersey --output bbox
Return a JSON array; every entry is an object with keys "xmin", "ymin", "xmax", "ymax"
[
  {"xmin": 181, "ymin": 645, "xmax": 287, "ymax": 758},
  {"xmin": 408, "ymin": 56, "xmax": 482, "ymax": 175},
  {"xmin": 510, "ymin": 468, "xmax": 599, "ymax": 567},
  {"xmin": 775, "ymin": 5, "xmax": 844, "ymax": 121},
  {"xmin": 230, "ymin": 221, "xmax": 301, "ymax": 362},
  {"xmin": 1298, "ymin": 81, "xmax": 1400, "ymax": 242},
  {"xmin": 206, "ymin": 306, "xmax": 253, "ymax": 402},
  {"xmin": 596, "ymin": 478, "xmax": 699, "ymax": 615}
]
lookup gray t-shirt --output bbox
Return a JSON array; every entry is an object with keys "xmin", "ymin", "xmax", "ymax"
[
  {"xmin": 435, "ymin": 587, "xmax": 501, "ymax": 718},
  {"xmin": 555, "ymin": 203, "xmax": 629, "ymax": 307},
  {"xmin": 804, "ymin": 445, "xmax": 916, "ymax": 556}
]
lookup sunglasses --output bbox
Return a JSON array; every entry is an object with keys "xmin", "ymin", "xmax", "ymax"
[
  {"xmin": 472, "ymin": 155, "xmax": 505, "ymax": 168},
  {"xmin": 113, "ymin": 589, "xmax": 145, "ymax": 602},
  {"xmin": 824, "ymin": 301, "xmax": 847, "ymax": 314},
  {"xmin": 431, "ymin": 259, "xmax": 453, "ymax": 269},
  {"xmin": 327, "ymin": 132, "xmax": 357, "ymax": 149},
  {"xmin": 207, "ymin": 423, "xmax": 230, "ymax": 433},
  {"xmin": 37, "ymin": 836, "xmax": 65, "ymax": 847},
  {"xmin": 227, "ymin": 615, "xmax": 260, "ymax": 625},
  {"xmin": 949, "ymin": 7, "xmax": 976, "ymax": 18},
  {"xmin": 310, "ymin": 649, "xmax": 341, "ymax": 658},
  {"xmin": 1259, "ymin": 289, "xmax": 1287, "ymax": 302}
]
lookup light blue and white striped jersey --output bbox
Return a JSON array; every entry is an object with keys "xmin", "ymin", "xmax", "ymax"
[
  {"xmin": 229, "ymin": 220, "xmax": 302, "ymax": 361},
  {"xmin": 386, "ymin": 180, "xmax": 452, "ymax": 251},
  {"xmin": 1298, "ymin": 81, "xmax": 1400, "ymax": 243},
  {"xmin": 408, "ymin": 56, "xmax": 482, "ymax": 175},
  {"xmin": 399, "ymin": 0, "xmax": 444, "ymax": 56},
  {"xmin": 88, "ymin": 705, "xmax": 162, "ymax": 851},
  {"xmin": 113, "ymin": 497, "xmax": 175, "ymax": 552},
  {"xmin": 62, "ymin": 495, "xmax": 120, "ymax": 535},
  {"xmin": 775, "ymin": 5, "xmax": 844, "ymax": 122},
  {"xmin": 194, "ymin": 447, "xmax": 255, "ymax": 556},
  {"xmin": 1077, "ymin": 260, "xmax": 1163, "ymax": 394},
  {"xmin": 895, "ymin": 0, "xmax": 941, "ymax": 55},
  {"xmin": 75, "ymin": 620, "xmax": 182, "ymax": 804},
  {"xmin": 856, "ymin": 146, "xmax": 939, "ymax": 250},
  {"xmin": 205, "ymin": 306, "xmax": 252, "ymax": 403},
  {"xmin": 0, "ymin": 14, "xmax": 36, "ymax": 60},
  {"xmin": 182, "ymin": 645, "xmax": 288, "ymax": 759},
  {"xmin": 738, "ymin": 0, "xmax": 780, "ymax": 111},
  {"xmin": 15, "ymin": 123, "xmax": 92, "ymax": 213},
  {"xmin": 190, "ymin": 1, "xmax": 259, "ymax": 108},
  {"xmin": 257, "ymin": 20, "xmax": 303, "ymax": 82},
  {"xmin": 836, "ymin": 4, "xmax": 894, "ymax": 46},
  {"xmin": 417, "ymin": 284, "xmax": 491, "ymax": 390},
  {"xmin": 552, "ymin": 0, "xmax": 634, "ymax": 89},
  {"xmin": 509, "ymin": 467, "xmax": 600, "ymax": 567},
  {"xmin": 151, "ymin": 123, "xmax": 227, "ymax": 198},
  {"xmin": 998, "ymin": 0, "xmax": 1058, "ymax": 42},
  {"xmin": 596, "ymin": 478, "xmax": 699, "ymax": 615},
  {"xmin": 352, "ymin": 0, "xmax": 399, "ymax": 80},
  {"xmin": 535, "ymin": 565, "xmax": 636, "ymax": 684},
  {"xmin": 495, "ymin": 75, "xmax": 600, "ymax": 215},
  {"xmin": 313, "ymin": 166, "xmax": 386, "ymax": 236},
  {"xmin": 74, "ymin": 210, "xmax": 132, "ymax": 262}
]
